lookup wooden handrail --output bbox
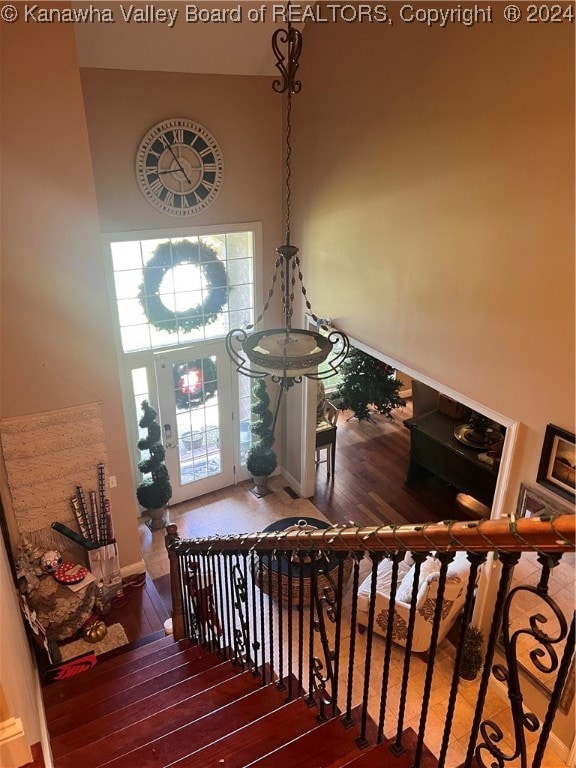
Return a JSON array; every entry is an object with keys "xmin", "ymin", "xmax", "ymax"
[{"xmin": 166, "ymin": 514, "xmax": 575, "ymax": 556}]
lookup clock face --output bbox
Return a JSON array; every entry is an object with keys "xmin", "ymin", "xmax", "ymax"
[{"xmin": 135, "ymin": 118, "xmax": 224, "ymax": 217}]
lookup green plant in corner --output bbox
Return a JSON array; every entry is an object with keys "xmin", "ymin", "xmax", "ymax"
[
  {"xmin": 246, "ymin": 380, "xmax": 277, "ymax": 497},
  {"xmin": 459, "ymin": 625, "xmax": 484, "ymax": 680},
  {"xmin": 136, "ymin": 400, "xmax": 172, "ymax": 529},
  {"xmin": 336, "ymin": 347, "xmax": 405, "ymax": 422}
]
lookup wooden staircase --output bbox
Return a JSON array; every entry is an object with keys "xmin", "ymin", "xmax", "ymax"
[{"xmin": 42, "ymin": 634, "xmax": 438, "ymax": 768}]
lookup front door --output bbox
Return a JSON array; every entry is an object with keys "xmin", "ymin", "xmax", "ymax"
[{"xmin": 154, "ymin": 342, "xmax": 238, "ymax": 503}]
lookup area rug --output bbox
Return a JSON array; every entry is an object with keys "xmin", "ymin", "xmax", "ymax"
[{"xmin": 59, "ymin": 622, "xmax": 128, "ymax": 661}]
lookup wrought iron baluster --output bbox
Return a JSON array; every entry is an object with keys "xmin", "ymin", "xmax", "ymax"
[
  {"xmin": 189, "ymin": 552, "xmax": 204, "ymax": 644},
  {"xmin": 342, "ymin": 552, "xmax": 364, "ymax": 729},
  {"xmin": 254, "ymin": 550, "xmax": 267, "ymax": 683},
  {"xmin": 181, "ymin": 551, "xmax": 192, "ymax": 640},
  {"xmin": 464, "ymin": 551, "xmax": 521, "ymax": 768},
  {"xmin": 277, "ymin": 547, "xmax": 286, "ymax": 691},
  {"xmin": 224, "ymin": 552, "xmax": 237, "ymax": 665},
  {"xmin": 475, "ymin": 552, "xmax": 569, "ymax": 768},
  {"xmin": 231, "ymin": 553, "xmax": 250, "ymax": 672},
  {"xmin": 267, "ymin": 550, "xmax": 275, "ymax": 681},
  {"xmin": 297, "ymin": 551, "xmax": 305, "ymax": 698},
  {"xmin": 202, "ymin": 548, "xmax": 219, "ymax": 648},
  {"xmin": 438, "ymin": 552, "xmax": 487, "ymax": 768},
  {"xmin": 330, "ymin": 552, "xmax": 348, "ymax": 719},
  {"xmin": 287, "ymin": 548, "xmax": 294, "ymax": 699},
  {"xmin": 414, "ymin": 552, "xmax": 455, "ymax": 768},
  {"xmin": 376, "ymin": 552, "xmax": 403, "ymax": 743},
  {"xmin": 306, "ymin": 549, "xmax": 317, "ymax": 708},
  {"xmin": 391, "ymin": 551, "xmax": 428, "ymax": 756},
  {"xmin": 312, "ymin": 565, "xmax": 337, "ymax": 722},
  {"xmin": 248, "ymin": 549, "xmax": 259, "ymax": 676},
  {"xmin": 214, "ymin": 551, "xmax": 226, "ymax": 656},
  {"xmin": 358, "ymin": 551, "xmax": 385, "ymax": 749},
  {"xmin": 198, "ymin": 550, "xmax": 210, "ymax": 647},
  {"xmin": 533, "ymin": 613, "xmax": 575, "ymax": 767}
]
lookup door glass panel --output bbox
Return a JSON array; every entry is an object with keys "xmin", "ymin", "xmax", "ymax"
[{"xmin": 173, "ymin": 356, "xmax": 221, "ymax": 485}]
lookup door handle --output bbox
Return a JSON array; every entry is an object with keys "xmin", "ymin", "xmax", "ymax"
[{"xmin": 163, "ymin": 423, "xmax": 174, "ymax": 447}]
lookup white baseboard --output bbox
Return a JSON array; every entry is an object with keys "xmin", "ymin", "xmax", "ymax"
[
  {"xmin": 120, "ymin": 559, "xmax": 147, "ymax": 579},
  {"xmin": 281, "ymin": 468, "xmax": 304, "ymax": 498}
]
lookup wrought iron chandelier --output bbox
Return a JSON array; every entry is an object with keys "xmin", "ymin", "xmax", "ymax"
[{"xmin": 225, "ymin": 19, "xmax": 349, "ymax": 391}]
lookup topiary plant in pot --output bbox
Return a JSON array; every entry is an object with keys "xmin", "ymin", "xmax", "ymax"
[
  {"xmin": 246, "ymin": 380, "xmax": 277, "ymax": 498},
  {"xmin": 136, "ymin": 400, "xmax": 172, "ymax": 530},
  {"xmin": 459, "ymin": 625, "xmax": 484, "ymax": 681}
]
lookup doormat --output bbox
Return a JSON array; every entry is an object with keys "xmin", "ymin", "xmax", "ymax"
[{"xmin": 60, "ymin": 622, "xmax": 128, "ymax": 661}]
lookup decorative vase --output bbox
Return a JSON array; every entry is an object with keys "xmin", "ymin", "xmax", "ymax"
[
  {"xmin": 145, "ymin": 506, "xmax": 167, "ymax": 531},
  {"xmin": 251, "ymin": 475, "xmax": 271, "ymax": 498}
]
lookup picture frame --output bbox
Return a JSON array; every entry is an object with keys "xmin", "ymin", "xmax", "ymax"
[{"xmin": 537, "ymin": 424, "xmax": 576, "ymax": 502}]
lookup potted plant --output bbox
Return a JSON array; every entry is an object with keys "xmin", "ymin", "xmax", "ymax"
[
  {"xmin": 246, "ymin": 380, "xmax": 277, "ymax": 497},
  {"xmin": 459, "ymin": 625, "xmax": 484, "ymax": 681},
  {"xmin": 136, "ymin": 400, "xmax": 172, "ymax": 530}
]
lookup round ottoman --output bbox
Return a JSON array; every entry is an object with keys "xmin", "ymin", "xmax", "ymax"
[{"xmin": 254, "ymin": 516, "xmax": 352, "ymax": 607}]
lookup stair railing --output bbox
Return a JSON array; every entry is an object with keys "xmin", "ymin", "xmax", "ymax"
[{"xmin": 165, "ymin": 514, "xmax": 575, "ymax": 768}]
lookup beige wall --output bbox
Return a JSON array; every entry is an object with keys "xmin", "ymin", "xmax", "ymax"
[
  {"xmin": 0, "ymin": 16, "xmax": 137, "ymax": 755},
  {"xmin": 79, "ymin": 68, "xmax": 282, "ymax": 286},
  {"xmin": 0, "ymin": 18, "xmax": 141, "ymax": 570},
  {"xmin": 292, "ymin": 10, "xmax": 575, "ymax": 512}
]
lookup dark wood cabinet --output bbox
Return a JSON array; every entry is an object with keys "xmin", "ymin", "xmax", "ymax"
[{"xmin": 404, "ymin": 410, "xmax": 501, "ymax": 508}]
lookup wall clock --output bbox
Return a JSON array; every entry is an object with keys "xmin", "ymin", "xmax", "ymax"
[{"xmin": 135, "ymin": 118, "xmax": 224, "ymax": 217}]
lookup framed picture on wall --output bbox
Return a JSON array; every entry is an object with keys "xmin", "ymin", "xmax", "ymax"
[{"xmin": 537, "ymin": 424, "xmax": 576, "ymax": 502}]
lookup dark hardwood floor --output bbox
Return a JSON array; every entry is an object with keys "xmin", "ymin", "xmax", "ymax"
[
  {"xmin": 109, "ymin": 401, "xmax": 482, "ymax": 645},
  {"xmin": 312, "ymin": 404, "xmax": 475, "ymax": 528}
]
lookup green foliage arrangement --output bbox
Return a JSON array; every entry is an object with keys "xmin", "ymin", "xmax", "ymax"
[
  {"xmin": 459, "ymin": 626, "xmax": 484, "ymax": 680},
  {"xmin": 136, "ymin": 400, "xmax": 172, "ymax": 510},
  {"xmin": 246, "ymin": 380, "xmax": 278, "ymax": 478},
  {"xmin": 138, "ymin": 240, "xmax": 228, "ymax": 335},
  {"xmin": 336, "ymin": 347, "xmax": 406, "ymax": 421}
]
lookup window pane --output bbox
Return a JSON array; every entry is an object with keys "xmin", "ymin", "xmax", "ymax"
[{"xmin": 110, "ymin": 230, "xmax": 255, "ymax": 353}]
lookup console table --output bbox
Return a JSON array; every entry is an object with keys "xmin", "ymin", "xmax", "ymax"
[{"xmin": 404, "ymin": 410, "xmax": 501, "ymax": 508}]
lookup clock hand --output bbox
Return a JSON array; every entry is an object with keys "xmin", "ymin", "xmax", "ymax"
[{"xmin": 165, "ymin": 143, "xmax": 192, "ymax": 184}]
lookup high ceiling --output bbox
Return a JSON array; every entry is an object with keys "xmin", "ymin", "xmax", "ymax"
[{"xmin": 73, "ymin": 2, "xmax": 298, "ymax": 76}]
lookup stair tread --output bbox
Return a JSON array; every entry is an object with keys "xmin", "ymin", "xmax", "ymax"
[
  {"xmin": 50, "ymin": 658, "xmax": 243, "ymax": 759},
  {"xmin": 45, "ymin": 645, "xmax": 212, "ymax": 722},
  {"xmin": 169, "ymin": 694, "xmax": 318, "ymax": 768},
  {"xmin": 53, "ymin": 668, "xmax": 262, "ymax": 767},
  {"xmin": 96, "ymin": 681, "xmax": 299, "ymax": 768},
  {"xmin": 43, "ymin": 635, "xmax": 194, "ymax": 707},
  {"xmin": 247, "ymin": 714, "xmax": 365, "ymax": 768},
  {"xmin": 335, "ymin": 729, "xmax": 439, "ymax": 768},
  {"xmin": 46, "ymin": 653, "xmax": 224, "ymax": 737}
]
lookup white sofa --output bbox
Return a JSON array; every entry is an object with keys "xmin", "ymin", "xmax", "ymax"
[{"xmin": 356, "ymin": 551, "xmax": 473, "ymax": 654}]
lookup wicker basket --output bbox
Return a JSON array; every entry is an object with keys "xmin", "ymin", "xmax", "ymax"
[{"xmin": 254, "ymin": 554, "xmax": 353, "ymax": 606}]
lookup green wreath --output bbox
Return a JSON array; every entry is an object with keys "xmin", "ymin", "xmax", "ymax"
[
  {"xmin": 173, "ymin": 358, "xmax": 218, "ymax": 411},
  {"xmin": 139, "ymin": 240, "xmax": 228, "ymax": 334}
]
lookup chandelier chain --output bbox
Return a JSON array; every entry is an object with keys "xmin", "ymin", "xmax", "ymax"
[{"xmin": 285, "ymin": 90, "xmax": 293, "ymax": 246}]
